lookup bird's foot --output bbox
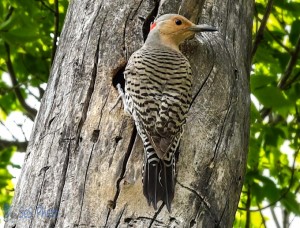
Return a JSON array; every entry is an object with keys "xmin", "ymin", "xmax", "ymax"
[{"xmin": 110, "ymin": 84, "xmax": 128, "ymax": 113}]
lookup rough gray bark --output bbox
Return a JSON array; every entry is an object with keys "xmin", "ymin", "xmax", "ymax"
[{"xmin": 5, "ymin": 0, "xmax": 253, "ymax": 227}]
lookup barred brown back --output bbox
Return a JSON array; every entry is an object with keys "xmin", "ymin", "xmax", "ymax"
[{"xmin": 124, "ymin": 45, "xmax": 192, "ymax": 211}]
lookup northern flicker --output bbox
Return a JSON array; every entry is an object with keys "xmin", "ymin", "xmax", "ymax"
[{"xmin": 117, "ymin": 14, "xmax": 217, "ymax": 211}]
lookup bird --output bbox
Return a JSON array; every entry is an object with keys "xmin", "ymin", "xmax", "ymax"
[{"xmin": 116, "ymin": 14, "xmax": 217, "ymax": 212}]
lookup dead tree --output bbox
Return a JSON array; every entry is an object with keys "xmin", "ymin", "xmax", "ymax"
[{"xmin": 5, "ymin": 0, "xmax": 252, "ymax": 227}]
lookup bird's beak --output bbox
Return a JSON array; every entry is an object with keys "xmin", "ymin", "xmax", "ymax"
[{"xmin": 188, "ymin": 24, "xmax": 218, "ymax": 32}]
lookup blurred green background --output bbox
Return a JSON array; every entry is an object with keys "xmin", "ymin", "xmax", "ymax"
[{"xmin": 0, "ymin": 0, "xmax": 299, "ymax": 227}]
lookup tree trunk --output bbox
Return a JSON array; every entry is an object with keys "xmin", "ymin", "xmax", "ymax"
[{"xmin": 5, "ymin": 0, "xmax": 253, "ymax": 227}]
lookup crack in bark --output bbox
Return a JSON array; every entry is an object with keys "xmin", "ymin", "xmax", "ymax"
[
  {"xmin": 113, "ymin": 127, "xmax": 137, "ymax": 206},
  {"xmin": 142, "ymin": 0, "xmax": 160, "ymax": 41},
  {"xmin": 115, "ymin": 204, "xmax": 127, "ymax": 227},
  {"xmin": 40, "ymin": 45, "xmax": 65, "ymax": 139},
  {"xmin": 78, "ymin": 91, "xmax": 110, "ymax": 223},
  {"xmin": 123, "ymin": 216, "xmax": 164, "ymax": 226},
  {"xmin": 28, "ymin": 121, "xmax": 60, "ymax": 227},
  {"xmin": 211, "ymin": 103, "xmax": 231, "ymax": 160},
  {"xmin": 205, "ymin": 93, "xmax": 233, "ymax": 188},
  {"xmin": 201, "ymin": 65, "xmax": 238, "ymax": 226},
  {"xmin": 148, "ymin": 203, "xmax": 164, "ymax": 228},
  {"xmin": 105, "ymin": 126, "xmax": 137, "ymax": 224},
  {"xmin": 130, "ymin": 0, "xmax": 144, "ymax": 20},
  {"xmin": 77, "ymin": 9, "xmax": 110, "ymax": 225},
  {"xmin": 123, "ymin": 8, "xmax": 132, "ymax": 60},
  {"xmin": 22, "ymin": 79, "xmax": 67, "ymax": 225},
  {"xmin": 136, "ymin": 216, "xmax": 164, "ymax": 224},
  {"xmin": 221, "ymin": 70, "xmax": 239, "ymax": 173},
  {"xmin": 77, "ymin": 146, "xmax": 95, "ymax": 219},
  {"xmin": 53, "ymin": 5, "xmax": 107, "ymax": 227},
  {"xmin": 208, "ymin": 50, "xmax": 237, "ymax": 163},
  {"xmin": 39, "ymin": 127, "xmax": 62, "ymax": 140},
  {"xmin": 50, "ymin": 141, "xmax": 71, "ymax": 227},
  {"xmin": 109, "ymin": 118, "xmax": 128, "ymax": 168},
  {"xmin": 176, "ymin": 181, "xmax": 216, "ymax": 221},
  {"xmin": 75, "ymin": 6, "xmax": 104, "ymax": 147},
  {"xmin": 190, "ymin": 37, "xmax": 216, "ymax": 108},
  {"xmin": 105, "ymin": 209, "xmax": 111, "ymax": 227},
  {"xmin": 216, "ymin": 197, "xmax": 229, "ymax": 227}
]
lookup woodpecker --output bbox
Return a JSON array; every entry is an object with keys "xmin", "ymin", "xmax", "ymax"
[{"xmin": 117, "ymin": 14, "xmax": 217, "ymax": 212}]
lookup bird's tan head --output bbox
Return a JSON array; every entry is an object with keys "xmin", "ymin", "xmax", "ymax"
[{"xmin": 146, "ymin": 14, "xmax": 217, "ymax": 51}]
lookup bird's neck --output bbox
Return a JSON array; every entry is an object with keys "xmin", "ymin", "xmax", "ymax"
[{"xmin": 144, "ymin": 30, "xmax": 180, "ymax": 52}]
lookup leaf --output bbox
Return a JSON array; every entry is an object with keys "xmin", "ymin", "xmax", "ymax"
[
  {"xmin": 0, "ymin": 12, "xmax": 18, "ymax": 31},
  {"xmin": 281, "ymin": 191, "xmax": 300, "ymax": 215},
  {"xmin": 252, "ymin": 182, "xmax": 264, "ymax": 203},
  {"xmin": 0, "ymin": 147, "xmax": 14, "ymax": 164},
  {"xmin": 274, "ymin": 2, "xmax": 300, "ymax": 15},
  {"xmin": 263, "ymin": 126, "xmax": 286, "ymax": 148},
  {"xmin": 251, "ymin": 74, "xmax": 276, "ymax": 90},
  {"xmin": 1, "ymin": 28, "xmax": 38, "ymax": 43},
  {"xmin": 255, "ymin": 175, "xmax": 281, "ymax": 202},
  {"xmin": 252, "ymin": 86, "xmax": 289, "ymax": 109}
]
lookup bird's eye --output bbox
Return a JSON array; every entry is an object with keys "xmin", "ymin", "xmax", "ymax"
[{"xmin": 175, "ymin": 19, "xmax": 182, "ymax": 25}]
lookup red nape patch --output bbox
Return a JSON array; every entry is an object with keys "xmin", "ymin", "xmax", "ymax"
[{"xmin": 150, "ymin": 22, "xmax": 157, "ymax": 31}]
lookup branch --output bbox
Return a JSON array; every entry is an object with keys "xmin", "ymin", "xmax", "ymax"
[
  {"xmin": 38, "ymin": 0, "xmax": 56, "ymax": 14},
  {"xmin": 13, "ymin": 120, "xmax": 29, "ymax": 141},
  {"xmin": 0, "ymin": 79, "xmax": 34, "ymax": 96},
  {"xmin": 0, "ymin": 139, "xmax": 28, "ymax": 152},
  {"xmin": 270, "ymin": 206, "xmax": 281, "ymax": 228},
  {"xmin": 251, "ymin": 0, "xmax": 274, "ymax": 60},
  {"xmin": 4, "ymin": 43, "xmax": 37, "ymax": 121},
  {"xmin": 5, "ymin": 6, "xmax": 14, "ymax": 21},
  {"xmin": 278, "ymin": 33, "xmax": 300, "ymax": 89},
  {"xmin": 259, "ymin": 34, "xmax": 300, "ymax": 119},
  {"xmin": 257, "ymin": 203, "xmax": 266, "ymax": 228},
  {"xmin": 266, "ymin": 27, "xmax": 292, "ymax": 54},
  {"xmin": 38, "ymin": 86, "xmax": 45, "ymax": 99},
  {"xmin": 284, "ymin": 70, "xmax": 300, "ymax": 88},
  {"xmin": 27, "ymin": 88, "xmax": 41, "ymax": 102},
  {"xmin": 51, "ymin": 0, "xmax": 60, "ymax": 64},
  {"xmin": 283, "ymin": 209, "xmax": 290, "ymax": 228},
  {"xmin": 0, "ymin": 120, "xmax": 17, "ymax": 141}
]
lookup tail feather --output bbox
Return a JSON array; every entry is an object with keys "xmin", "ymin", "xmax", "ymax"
[{"xmin": 143, "ymin": 151, "xmax": 175, "ymax": 212}]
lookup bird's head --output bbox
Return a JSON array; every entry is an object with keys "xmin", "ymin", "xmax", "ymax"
[{"xmin": 146, "ymin": 14, "xmax": 217, "ymax": 51}]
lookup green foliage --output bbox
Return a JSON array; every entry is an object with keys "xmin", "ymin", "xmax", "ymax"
[
  {"xmin": 235, "ymin": 0, "xmax": 300, "ymax": 227},
  {"xmin": 0, "ymin": 0, "xmax": 68, "ymax": 115},
  {"xmin": 0, "ymin": 0, "xmax": 299, "ymax": 227},
  {"xmin": 0, "ymin": 0, "xmax": 68, "ymax": 221},
  {"xmin": 0, "ymin": 146, "xmax": 13, "ymax": 220}
]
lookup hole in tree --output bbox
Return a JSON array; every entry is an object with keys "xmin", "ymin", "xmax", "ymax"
[
  {"xmin": 91, "ymin": 129, "xmax": 100, "ymax": 143},
  {"xmin": 112, "ymin": 64, "xmax": 126, "ymax": 91},
  {"xmin": 115, "ymin": 136, "xmax": 122, "ymax": 144},
  {"xmin": 169, "ymin": 217, "xmax": 176, "ymax": 222},
  {"xmin": 190, "ymin": 219, "xmax": 196, "ymax": 227},
  {"xmin": 124, "ymin": 217, "xmax": 132, "ymax": 223}
]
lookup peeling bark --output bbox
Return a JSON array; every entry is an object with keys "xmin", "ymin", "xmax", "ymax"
[{"xmin": 5, "ymin": 0, "xmax": 253, "ymax": 227}]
